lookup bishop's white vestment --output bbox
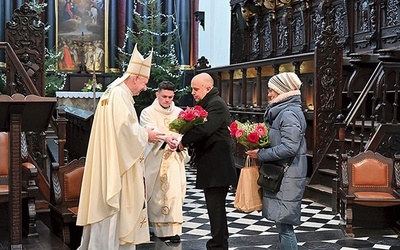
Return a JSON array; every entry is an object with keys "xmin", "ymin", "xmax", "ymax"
[{"xmin": 77, "ymin": 81, "xmax": 150, "ymax": 249}]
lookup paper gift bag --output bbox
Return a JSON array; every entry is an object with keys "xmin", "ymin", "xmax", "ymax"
[{"xmin": 234, "ymin": 156, "xmax": 262, "ymax": 213}]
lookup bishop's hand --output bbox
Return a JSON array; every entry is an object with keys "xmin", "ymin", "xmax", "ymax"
[{"xmin": 147, "ymin": 128, "xmax": 165, "ymax": 143}]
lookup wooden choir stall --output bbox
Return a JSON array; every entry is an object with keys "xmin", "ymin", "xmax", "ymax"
[{"xmin": 0, "ymin": 93, "xmax": 56, "ymax": 249}]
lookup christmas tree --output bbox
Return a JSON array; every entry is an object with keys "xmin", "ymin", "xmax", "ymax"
[{"xmin": 118, "ymin": 0, "xmax": 186, "ymax": 113}]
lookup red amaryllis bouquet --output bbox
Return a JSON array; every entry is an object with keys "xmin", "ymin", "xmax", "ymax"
[
  {"xmin": 229, "ymin": 120, "xmax": 270, "ymax": 150},
  {"xmin": 169, "ymin": 105, "xmax": 208, "ymax": 134}
]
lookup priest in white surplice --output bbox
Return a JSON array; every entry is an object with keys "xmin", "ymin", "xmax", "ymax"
[
  {"xmin": 140, "ymin": 81, "xmax": 190, "ymax": 243},
  {"xmin": 76, "ymin": 45, "xmax": 165, "ymax": 250}
]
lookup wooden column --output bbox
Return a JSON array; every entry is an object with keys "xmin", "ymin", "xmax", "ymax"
[
  {"xmin": 241, "ymin": 68, "xmax": 247, "ymax": 107},
  {"xmin": 56, "ymin": 109, "xmax": 68, "ymax": 166},
  {"xmin": 9, "ymin": 105, "xmax": 24, "ymax": 249},
  {"xmin": 256, "ymin": 66, "xmax": 262, "ymax": 108},
  {"xmin": 228, "ymin": 70, "xmax": 234, "ymax": 107},
  {"xmin": 217, "ymin": 72, "xmax": 222, "ymax": 97}
]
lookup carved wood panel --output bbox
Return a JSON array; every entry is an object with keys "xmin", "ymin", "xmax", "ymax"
[
  {"xmin": 275, "ymin": 5, "xmax": 292, "ymax": 56},
  {"xmin": 291, "ymin": 1, "xmax": 308, "ymax": 53},
  {"xmin": 5, "ymin": 3, "xmax": 45, "ymax": 96},
  {"xmin": 9, "ymin": 112, "xmax": 23, "ymax": 247},
  {"xmin": 314, "ymin": 25, "xmax": 343, "ymax": 170},
  {"xmin": 231, "ymin": 4, "xmax": 246, "ymax": 64},
  {"xmin": 352, "ymin": 0, "xmax": 378, "ymax": 51},
  {"xmin": 380, "ymin": 0, "xmax": 400, "ymax": 49},
  {"xmin": 261, "ymin": 12, "xmax": 274, "ymax": 58}
]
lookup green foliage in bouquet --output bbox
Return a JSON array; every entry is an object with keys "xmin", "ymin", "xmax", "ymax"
[
  {"xmin": 169, "ymin": 106, "xmax": 208, "ymax": 134},
  {"xmin": 229, "ymin": 120, "xmax": 270, "ymax": 150}
]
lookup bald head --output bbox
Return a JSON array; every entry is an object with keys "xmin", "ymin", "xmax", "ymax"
[
  {"xmin": 193, "ymin": 73, "xmax": 214, "ymax": 88},
  {"xmin": 191, "ymin": 73, "xmax": 214, "ymax": 102}
]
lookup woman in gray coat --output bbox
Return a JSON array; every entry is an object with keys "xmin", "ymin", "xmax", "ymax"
[{"xmin": 247, "ymin": 72, "xmax": 307, "ymax": 250}]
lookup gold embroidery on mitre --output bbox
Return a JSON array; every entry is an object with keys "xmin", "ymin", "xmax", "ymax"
[{"xmin": 126, "ymin": 44, "xmax": 153, "ymax": 79}]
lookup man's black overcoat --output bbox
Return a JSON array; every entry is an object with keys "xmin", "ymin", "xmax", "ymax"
[{"xmin": 181, "ymin": 87, "xmax": 237, "ymax": 189}]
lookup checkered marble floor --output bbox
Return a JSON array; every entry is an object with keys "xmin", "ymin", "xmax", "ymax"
[{"xmin": 138, "ymin": 166, "xmax": 400, "ymax": 250}]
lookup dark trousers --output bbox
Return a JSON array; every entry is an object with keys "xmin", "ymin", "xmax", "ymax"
[{"xmin": 204, "ymin": 186, "xmax": 229, "ymax": 250}]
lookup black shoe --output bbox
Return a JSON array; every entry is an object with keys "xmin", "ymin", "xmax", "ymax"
[
  {"xmin": 159, "ymin": 234, "xmax": 180, "ymax": 243},
  {"xmin": 170, "ymin": 235, "xmax": 180, "ymax": 243}
]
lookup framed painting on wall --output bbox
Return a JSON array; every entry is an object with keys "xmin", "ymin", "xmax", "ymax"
[{"xmin": 56, "ymin": 0, "xmax": 108, "ymax": 72}]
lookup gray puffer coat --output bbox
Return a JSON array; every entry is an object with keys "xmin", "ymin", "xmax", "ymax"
[{"xmin": 257, "ymin": 94, "xmax": 307, "ymax": 226}]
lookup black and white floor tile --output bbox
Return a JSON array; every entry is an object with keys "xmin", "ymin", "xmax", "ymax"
[{"xmin": 138, "ymin": 166, "xmax": 400, "ymax": 250}]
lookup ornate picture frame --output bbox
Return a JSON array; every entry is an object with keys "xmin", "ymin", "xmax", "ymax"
[{"xmin": 56, "ymin": 0, "xmax": 108, "ymax": 73}]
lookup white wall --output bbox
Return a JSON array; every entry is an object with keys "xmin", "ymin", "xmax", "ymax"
[{"xmin": 198, "ymin": 0, "xmax": 230, "ymax": 67}]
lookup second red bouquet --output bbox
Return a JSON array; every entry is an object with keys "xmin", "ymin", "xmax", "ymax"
[
  {"xmin": 229, "ymin": 120, "xmax": 270, "ymax": 150},
  {"xmin": 169, "ymin": 105, "xmax": 208, "ymax": 134}
]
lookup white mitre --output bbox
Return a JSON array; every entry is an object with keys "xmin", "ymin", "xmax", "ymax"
[
  {"xmin": 101, "ymin": 44, "xmax": 153, "ymax": 105},
  {"xmin": 126, "ymin": 44, "xmax": 153, "ymax": 79}
]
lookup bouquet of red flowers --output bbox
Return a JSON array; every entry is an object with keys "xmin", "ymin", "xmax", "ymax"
[
  {"xmin": 229, "ymin": 120, "xmax": 270, "ymax": 150},
  {"xmin": 169, "ymin": 105, "xmax": 208, "ymax": 134}
]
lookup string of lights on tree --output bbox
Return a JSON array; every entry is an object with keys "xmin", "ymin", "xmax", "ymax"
[
  {"xmin": 44, "ymin": 48, "xmax": 67, "ymax": 95},
  {"xmin": 118, "ymin": 33, "xmax": 183, "ymax": 80},
  {"xmin": 118, "ymin": 0, "xmax": 184, "ymax": 82}
]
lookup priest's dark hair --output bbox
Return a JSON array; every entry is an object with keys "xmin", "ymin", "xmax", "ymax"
[{"xmin": 158, "ymin": 81, "xmax": 176, "ymax": 92}]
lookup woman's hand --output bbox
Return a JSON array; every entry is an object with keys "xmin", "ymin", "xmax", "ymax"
[{"xmin": 246, "ymin": 149, "xmax": 259, "ymax": 159}]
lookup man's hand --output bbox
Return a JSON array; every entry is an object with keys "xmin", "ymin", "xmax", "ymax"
[
  {"xmin": 177, "ymin": 142, "xmax": 185, "ymax": 151},
  {"xmin": 164, "ymin": 136, "xmax": 178, "ymax": 150}
]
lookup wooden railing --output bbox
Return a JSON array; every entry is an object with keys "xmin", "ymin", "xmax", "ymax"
[
  {"xmin": 196, "ymin": 52, "xmax": 315, "ymax": 111},
  {"xmin": 0, "ymin": 42, "xmax": 39, "ymax": 96},
  {"xmin": 338, "ymin": 59, "xmax": 400, "ymax": 157},
  {"xmin": 345, "ymin": 63, "xmax": 384, "ymax": 125}
]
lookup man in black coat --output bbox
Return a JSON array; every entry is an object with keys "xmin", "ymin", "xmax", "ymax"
[{"xmin": 179, "ymin": 73, "xmax": 237, "ymax": 250}]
